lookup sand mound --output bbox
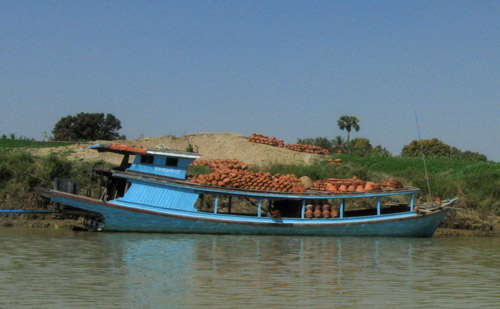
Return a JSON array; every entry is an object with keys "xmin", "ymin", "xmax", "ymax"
[{"xmin": 31, "ymin": 132, "xmax": 325, "ymax": 167}]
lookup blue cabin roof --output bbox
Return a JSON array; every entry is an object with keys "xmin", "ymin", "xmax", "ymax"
[{"xmin": 89, "ymin": 143, "xmax": 200, "ymax": 179}]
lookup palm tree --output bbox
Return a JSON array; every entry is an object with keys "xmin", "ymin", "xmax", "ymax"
[{"xmin": 337, "ymin": 115, "xmax": 360, "ymax": 144}]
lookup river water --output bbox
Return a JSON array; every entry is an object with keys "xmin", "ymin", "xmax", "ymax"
[{"xmin": 1, "ymin": 228, "xmax": 499, "ymax": 308}]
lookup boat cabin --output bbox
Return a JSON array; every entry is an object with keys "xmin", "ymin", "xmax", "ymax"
[{"xmin": 89, "ymin": 143, "xmax": 200, "ymax": 179}]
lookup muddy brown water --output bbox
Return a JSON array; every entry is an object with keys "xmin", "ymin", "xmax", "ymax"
[{"xmin": 1, "ymin": 228, "xmax": 499, "ymax": 308}]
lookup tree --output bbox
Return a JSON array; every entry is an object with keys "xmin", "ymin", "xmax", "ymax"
[
  {"xmin": 331, "ymin": 135, "xmax": 346, "ymax": 153},
  {"xmin": 337, "ymin": 115, "xmax": 360, "ymax": 145},
  {"xmin": 52, "ymin": 113, "xmax": 126, "ymax": 141},
  {"xmin": 349, "ymin": 137, "xmax": 372, "ymax": 157},
  {"xmin": 401, "ymin": 138, "xmax": 487, "ymax": 161}
]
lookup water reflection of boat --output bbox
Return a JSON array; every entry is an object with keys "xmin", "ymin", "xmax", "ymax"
[{"xmin": 49, "ymin": 144, "xmax": 457, "ymax": 237}]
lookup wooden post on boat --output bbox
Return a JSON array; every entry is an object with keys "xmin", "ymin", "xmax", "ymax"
[
  {"xmin": 214, "ymin": 195, "xmax": 219, "ymax": 214},
  {"xmin": 377, "ymin": 197, "xmax": 381, "ymax": 215},
  {"xmin": 301, "ymin": 200, "xmax": 306, "ymax": 219},
  {"xmin": 257, "ymin": 200, "xmax": 262, "ymax": 217},
  {"xmin": 340, "ymin": 199, "xmax": 344, "ymax": 218}
]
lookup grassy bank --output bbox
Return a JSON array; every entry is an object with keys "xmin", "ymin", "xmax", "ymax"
[
  {"xmin": 0, "ymin": 146, "xmax": 103, "ymax": 228},
  {"xmin": 0, "ymin": 138, "xmax": 73, "ymax": 149}
]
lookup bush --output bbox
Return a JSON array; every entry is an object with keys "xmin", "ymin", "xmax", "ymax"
[{"xmin": 42, "ymin": 153, "xmax": 72, "ymax": 181}]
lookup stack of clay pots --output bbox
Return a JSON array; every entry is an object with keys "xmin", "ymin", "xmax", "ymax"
[
  {"xmin": 190, "ymin": 159, "xmax": 251, "ymax": 171},
  {"xmin": 312, "ymin": 176, "xmax": 403, "ymax": 193},
  {"xmin": 248, "ymin": 133, "xmax": 330, "ymax": 155},
  {"xmin": 327, "ymin": 158, "xmax": 342, "ymax": 165},
  {"xmin": 248, "ymin": 133, "xmax": 284, "ymax": 147},
  {"xmin": 189, "ymin": 159, "xmax": 404, "ymax": 194},
  {"xmin": 304, "ymin": 201, "xmax": 339, "ymax": 219},
  {"xmin": 285, "ymin": 143, "xmax": 330, "ymax": 155},
  {"xmin": 189, "ymin": 160, "xmax": 306, "ymax": 193}
]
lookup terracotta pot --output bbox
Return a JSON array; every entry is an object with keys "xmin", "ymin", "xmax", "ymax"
[
  {"xmin": 305, "ymin": 210, "xmax": 313, "ymax": 218},
  {"xmin": 338, "ymin": 185, "xmax": 347, "ymax": 192},
  {"xmin": 330, "ymin": 209, "xmax": 339, "ymax": 218},
  {"xmin": 314, "ymin": 209, "xmax": 322, "ymax": 218},
  {"xmin": 322, "ymin": 210, "xmax": 330, "ymax": 218},
  {"xmin": 326, "ymin": 184, "xmax": 337, "ymax": 192},
  {"xmin": 306, "ymin": 204, "xmax": 314, "ymax": 211},
  {"xmin": 322, "ymin": 204, "xmax": 330, "ymax": 211},
  {"xmin": 365, "ymin": 182, "xmax": 374, "ymax": 191}
]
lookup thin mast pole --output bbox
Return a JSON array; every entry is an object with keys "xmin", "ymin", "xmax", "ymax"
[{"xmin": 414, "ymin": 111, "xmax": 432, "ymax": 204}]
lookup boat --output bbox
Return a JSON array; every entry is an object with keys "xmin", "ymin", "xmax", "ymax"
[{"xmin": 49, "ymin": 143, "xmax": 457, "ymax": 237}]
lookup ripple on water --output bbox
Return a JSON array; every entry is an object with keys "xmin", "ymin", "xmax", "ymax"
[{"xmin": 1, "ymin": 229, "xmax": 499, "ymax": 308}]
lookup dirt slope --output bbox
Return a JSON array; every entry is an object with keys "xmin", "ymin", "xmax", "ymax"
[{"xmin": 32, "ymin": 132, "xmax": 325, "ymax": 167}]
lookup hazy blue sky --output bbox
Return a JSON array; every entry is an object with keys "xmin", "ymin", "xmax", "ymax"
[{"xmin": 1, "ymin": 1, "xmax": 499, "ymax": 161}]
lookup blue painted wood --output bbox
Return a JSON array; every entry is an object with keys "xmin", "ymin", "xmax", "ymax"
[
  {"xmin": 301, "ymin": 200, "xmax": 305, "ymax": 219},
  {"xmin": 411, "ymin": 194, "xmax": 414, "ymax": 212},
  {"xmin": 119, "ymin": 180, "xmax": 199, "ymax": 212},
  {"xmin": 0, "ymin": 209, "xmax": 59, "ymax": 213},
  {"xmin": 128, "ymin": 155, "xmax": 196, "ymax": 179},
  {"xmin": 258, "ymin": 200, "xmax": 262, "ymax": 217},
  {"xmin": 377, "ymin": 197, "xmax": 381, "ymax": 216}
]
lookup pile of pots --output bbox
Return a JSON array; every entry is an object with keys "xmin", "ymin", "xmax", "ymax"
[
  {"xmin": 189, "ymin": 159, "xmax": 404, "ymax": 194},
  {"xmin": 189, "ymin": 159, "xmax": 306, "ymax": 192},
  {"xmin": 248, "ymin": 133, "xmax": 285, "ymax": 147},
  {"xmin": 284, "ymin": 143, "xmax": 330, "ymax": 155},
  {"xmin": 305, "ymin": 201, "xmax": 339, "ymax": 218},
  {"xmin": 327, "ymin": 158, "xmax": 342, "ymax": 165},
  {"xmin": 248, "ymin": 133, "xmax": 330, "ymax": 155},
  {"xmin": 312, "ymin": 176, "xmax": 403, "ymax": 193},
  {"xmin": 190, "ymin": 159, "xmax": 251, "ymax": 171}
]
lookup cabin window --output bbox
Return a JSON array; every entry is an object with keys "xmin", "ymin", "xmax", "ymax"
[
  {"xmin": 166, "ymin": 157, "xmax": 179, "ymax": 167},
  {"xmin": 140, "ymin": 155, "xmax": 154, "ymax": 165}
]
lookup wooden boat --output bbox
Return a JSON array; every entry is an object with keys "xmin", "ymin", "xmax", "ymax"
[{"xmin": 49, "ymin": 144, "xmax": 457, "ymax": 237}]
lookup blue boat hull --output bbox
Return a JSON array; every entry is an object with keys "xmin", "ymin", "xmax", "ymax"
[{"xmin": 51, "ymin": 192, "xmax": 450, "ymax": 237}]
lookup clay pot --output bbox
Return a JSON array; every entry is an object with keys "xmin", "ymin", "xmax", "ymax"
[
  {"xmin": 305, "ymin": 210, "xmax": 313, "ymax": 218},
  {"xmin": 322, "ymin": 210, "xmax": 330, "ymax": 218},
  {"xmin": 365, "ymin": 182, "xmax": 374, "ymax": 191},
  {"xmin": 347, "ymin": 185, "xmax": 356, "ymax": 192},
  {"xmin": 330, "ymin": 209, "xmax": 339, "ymax": 218},
  {"xmin": 355, "ymin": 185, "xmax": 364, "ymax": 192},
  {"xmin": 322, "ymin": 204, "xmax": 330, "ymax": 211},
  {"xmin": 314, "ymin": 209, "xmax": 322, "ymax": 218},
  {"xmin": 306, "ymin": 204, "xmax": 313, "ymax": 211},
  {"xmin": 326, "ymin": 184, "xmax": 337, "ymax": 192},
  {"xmin": 338, "ymin": 185, "xmax": 347, "ymax": 192}
]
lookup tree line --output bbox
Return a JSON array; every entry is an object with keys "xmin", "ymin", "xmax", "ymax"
[
  {"xmin": 43, "ymin": 112, "xmax": 487, "ymax": 161},
  {"xmin": 298, "ymin": 115, "xmax": 487, "ymax": 161}
]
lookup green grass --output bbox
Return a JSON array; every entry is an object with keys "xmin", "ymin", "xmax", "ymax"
[{"xmin": 0, "ymin": 139, "xmax": 73, "ymax": 148}]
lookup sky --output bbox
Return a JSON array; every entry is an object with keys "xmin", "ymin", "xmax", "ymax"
[{"xmin": 1, "ymin": 1, "xmax": 499, "ymax": 161}]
